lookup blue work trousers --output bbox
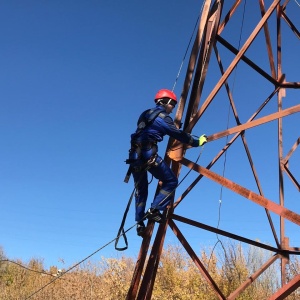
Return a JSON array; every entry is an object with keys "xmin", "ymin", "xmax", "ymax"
[{"xmin": 132, "ymin": 155, "xmax": 178, "ymax": 222}]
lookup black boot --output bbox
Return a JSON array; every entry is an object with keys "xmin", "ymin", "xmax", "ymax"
[
  {"xmin": 136, "ymin": 221, "xmax": 146, "ymax": 237},
  {"xmin": 145, "ymin": 208, "xmax": 165, "ymax": 223}
]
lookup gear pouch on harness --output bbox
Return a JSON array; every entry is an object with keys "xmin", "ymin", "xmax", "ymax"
[
  {"xmin": 128, "ymin": 142, "xmax": 157, "ymax": 163},
  {"xmin": 137, "ymin": 142, "xmax": 158, "ymax": 161},
  {"xmin": 124, "ymin": 108, "xmax": 163, "ymax": 181},
  {"xmin": 124, "ymin": 143, "xmax": 157, "ymax": 182},
  {"xmin": 125, "ymin": 142, "xmax": 158, "ymax": 172}
]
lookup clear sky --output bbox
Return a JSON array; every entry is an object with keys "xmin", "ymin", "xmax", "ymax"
[{"xmin": 0, "ymin": 0, "xmax": 299, "ymax": 271}]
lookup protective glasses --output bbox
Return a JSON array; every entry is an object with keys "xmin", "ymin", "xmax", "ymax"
[{"xmin": 167, "ymin": 99, "xmax": 177, "ymax": 107}]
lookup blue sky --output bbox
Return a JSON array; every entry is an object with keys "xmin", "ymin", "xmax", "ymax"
[{"xmin": 0, "ymin": 0, "xmax": 299, "ymax": 271}]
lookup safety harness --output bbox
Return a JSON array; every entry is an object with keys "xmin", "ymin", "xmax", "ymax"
[
  {"xmin": 116, "ymin": 107, "xmax": 166, "ymax": 251},
  {"xmin": 135, "ymin": 107, "xmax": 165, "ymax": 133},
  {"xmin": 124, "ymin": 107, "xmax": 166, "ymax": 182}
]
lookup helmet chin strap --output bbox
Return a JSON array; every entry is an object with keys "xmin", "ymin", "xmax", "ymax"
[
  {"xmin": 156, "ymin": 98, "xmax": 171, "ymax": 105},
  {"xmin": 156, "ymin": 98, "xmax": 176, "ymax": 110},
  {"xmin": 156, "ymin": 99, "xmax": 164, "ymax": 106},
  {"xmin": 166, "ymin": 99, "xmax": 172, "ymax": 106}
]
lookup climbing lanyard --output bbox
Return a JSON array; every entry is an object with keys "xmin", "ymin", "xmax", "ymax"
[
  {"xmin": 115, "ymin": 145, "xmax": 205, "ymax": 251},
  {"xmin": 114, "ymin": 188, "xmax": 135, "ymax": 251},
  {"xmin": 115, "ymin": 164, "xmax": 153, "ymax": 251}
]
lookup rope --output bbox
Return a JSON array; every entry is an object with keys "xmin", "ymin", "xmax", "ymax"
[
  {"xmin": 114, "ymin": 189, "xmax": 135, "ymax": 251},
  {"xmin": 28, "ymin": 154, "xmax": 191, "ymax": 298},
  {"xmin": 0, "ymin": 259, "xmax": 58, "ymax": 278},
  {"xmin": 116, "ymin": 0, "xmax": 206, "ymax": 251},
  {"xmin": 172, "ymin": 1, "xmax": 205, "ymax": 91},
  {"xmin": 208, "ymin": 0, "xmax": 247, "ymax": 269},
  {"xmin": 172, "ymin": 15, "xmax": 199, "ymax": 91},
  {"xmin": 11, "ymin": 0, "xmax": 298, "ymax": 296},
  {"xmin": 115, "ymin": 145, "xmax": 205, "ymax": 251},
  {"xmin": 115, "ymin": 1, "xmax": 207, "ymax": 249},
  {"xmin": 294, "ymin": 0, "xmax": 300, "ymax": 7},
  {"xmin": 115, "ymin": 163, "xmax": 154, "ymax": 251},
  {"xmin": 23, "ymin": 222, "xmax": 137, "ymax": 300}
]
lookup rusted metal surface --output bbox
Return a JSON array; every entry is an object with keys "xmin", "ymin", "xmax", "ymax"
[
  {"xmin": 282, "ymin": 137, "xmax": 300, "ymax": 191},
  {"xmin": 186, "ymin": 0, "xmax": 281, "ymax": 133},
  {"xmin": 206, "ymin": 104, "xmax": 300, "ymax": 142},
  {"xmin": 268, "ymin": 274, "xmax": 300, "ymax": 300},
  {"xmin": 169, "ymin": 0, "xmax": 221, "ymax": 176},
  {"xmin": 169, "ymin": 219, "xmax": 226, "ymax": 300},
  {"xmin": 171, "ymin": 214, "xmax": 300, "ymax": 255},
  {"xmin": 136, "ymin": 221, "xmax": 169, "ymax": 300},
  {"xmin": 127, "ymin": 1, "xmax": 300, "ymax": 298},
  {"xmin": 126, "ymin": 222, "xmax": 155, "ymax": 300},
  {"xmin": 227, "ymin": 254, "xmax": 280, "ymax": 300},
  {"xmin": 179, "ymin": 157, "xmax": 300, "ymax": 226}
]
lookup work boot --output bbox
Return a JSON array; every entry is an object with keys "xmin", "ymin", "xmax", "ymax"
[
  {"xmin": 136, "ymin": 221, "xmax": 146, "ymax": 237},
  {"xmin": 146, "ymin": 208, "xmax": 165, "ymax": 223}
]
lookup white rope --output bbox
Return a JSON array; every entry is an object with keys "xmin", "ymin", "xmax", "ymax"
[
  {"xmin": 294, "ymin": 0, "xmax": 300, "ymax": 7},
  {"xmin": 172, "ymin": 1, "xmax": 205, "ymax": 91}
]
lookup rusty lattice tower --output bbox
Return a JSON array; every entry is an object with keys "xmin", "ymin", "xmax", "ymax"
[{"xmin": 127, "ymin": 1, "xmax": 300, "ymax": 299}]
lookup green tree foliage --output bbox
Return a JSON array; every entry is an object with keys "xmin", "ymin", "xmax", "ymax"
[{"xmin": 0, "ymin": 243, "xmax": 299, "ymax": 299}]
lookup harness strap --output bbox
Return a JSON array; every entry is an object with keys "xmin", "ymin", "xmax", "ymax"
[
  {"xmin": 124, "ymin": 141, "xmax": 158, "ymax": 182},
  {"xmin": 136, "ymin": 108, "xmax": 165, "ymax": 133},
  {"xmin": 124, "ymin": 166, "xmax": 132, "ymax": 183},
  {"xmin": 131, "ymin": 153, "xmax": 158, "ymax": 172},
  {"xmin": 123, "ymin": 152, "xmax": 161, "ymax": 182},
  {"xmin": 115, "ymin": 189, "xmax": 135, "ymax": 251}
]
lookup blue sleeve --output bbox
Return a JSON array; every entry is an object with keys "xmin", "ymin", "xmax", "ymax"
[{"xmin": 157, "ymin": 115, "xmax": 199, "ymax": 147}]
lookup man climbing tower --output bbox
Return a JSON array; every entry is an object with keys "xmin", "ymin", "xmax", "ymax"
[{"xmin": 127, "ymin": 89, "xmax": 207, "ymax": 236}]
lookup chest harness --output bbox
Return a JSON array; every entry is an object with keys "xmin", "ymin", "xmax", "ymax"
[{"xmin": 124, "ymin": 108, "xmax": 166, "ymax": 182}]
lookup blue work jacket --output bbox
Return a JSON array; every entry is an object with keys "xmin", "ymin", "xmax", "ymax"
[{"xmin": 131, "ymin": 105, "xmax": 198, "ymax": 147}]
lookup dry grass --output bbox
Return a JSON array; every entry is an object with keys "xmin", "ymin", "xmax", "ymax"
[{"xmin": 0, "ymin": 243, "xmax": 299, "ymax": 300}]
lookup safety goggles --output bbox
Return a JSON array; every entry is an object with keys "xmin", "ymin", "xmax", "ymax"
[{"xmin": 167, "ymin": 99, "xmax": 177, "ymax": 107}]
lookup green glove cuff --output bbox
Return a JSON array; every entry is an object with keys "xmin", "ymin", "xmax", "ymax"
[{"xmin": 199, "ymin": 134, "xmax": 207, "ymax": 146}]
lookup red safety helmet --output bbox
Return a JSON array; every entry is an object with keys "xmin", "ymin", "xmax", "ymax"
[{"xmin": 154, "ymin": 89, "xmax": 177, "ymax": 104}]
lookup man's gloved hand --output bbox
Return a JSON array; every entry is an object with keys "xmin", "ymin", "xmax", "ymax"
[{"xmin": 199, "ymin": 134, "xmax": 207, "ymax": 146}]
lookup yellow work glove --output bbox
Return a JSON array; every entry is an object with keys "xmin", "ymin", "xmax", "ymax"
[{"xmin": 199, "ymin": 134, "xmax": 207, "ymax": 146}]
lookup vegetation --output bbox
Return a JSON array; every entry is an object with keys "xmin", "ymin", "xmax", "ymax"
[{"xmin": 0, "ymin": 243, "xmax": 299, "ymax": 299}]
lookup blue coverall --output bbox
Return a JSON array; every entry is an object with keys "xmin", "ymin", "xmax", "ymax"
[{"xmin": 129, "ymin": 104, "xmax": 199, "ymax": 223}]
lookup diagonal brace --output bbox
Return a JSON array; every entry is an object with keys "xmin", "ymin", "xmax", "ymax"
[{"xmin": 179, "ymin": 157, "xmax": 300, "ymax": 226}]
